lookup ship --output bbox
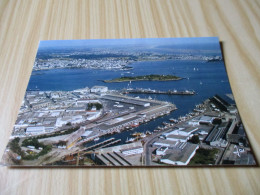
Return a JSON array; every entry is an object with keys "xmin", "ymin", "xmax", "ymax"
[
  {"xmin": 94, "ymin": 137, "xmax": 100, "ymax": 141},
  {"xmin": 145, "ymin": 131, "xmax": 152, "ymax": 135},
  {"xmin": 132, "ymin": 132, "xmax": 141, "ymax": 137},
  {"xmin": 125, "ymin": 137, "xmax": 135, "ymax": 143},
  {"xmin": 162, "ymin": 121, "xmax": 170, "ymax": 126},
  {"xmin": 122, "ymin": 88, "xmax": 195, "ymax": 95},
  {"xmin": 131, "ymin": 122, "xmax": 139, "ymax": 128},
  {"xmin": 169, "ymin": 118, "xmax": 178, "ymax": 123},
  {"xmin": 140, "ymin": 133, "xmax": 146, "ymax": 138}
]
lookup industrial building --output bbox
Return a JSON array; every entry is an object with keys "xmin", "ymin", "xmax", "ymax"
[
  {"xmin": 101, "ymin": 95, "xmax": 151, "ymax": 107},
  {"xmin": 204, "ymin": 121, "xmax": 230, "ymax": 147},
  {"xmin": 160, "ymin": 143, "xmax": 199, "ymax": 165},
  {"xmin": 120, "ymin": 146, "xmax": 143, "ymax": 156},
  {"xmin": 26, "ymin": 126, "xmax": 45, "ymax": 135},
  {"xmin": 209, "ymin": 95, "xmax": 230, "ymax": 112},
  {"xmin": 90, "ymin": 86, "xmax": 108, "ymax": 93},
  {"xmin": 156, "ymin": 146, "xmax": 168, "ymax": 155},
  {"xmin": 94, "ymin": 142, "xmax": 143, "ymax": 166}
]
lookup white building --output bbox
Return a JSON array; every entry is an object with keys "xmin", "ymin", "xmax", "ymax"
[
  {"xmin": 166, "ymin": 134, "xmax": 189, "ymax": 142},
  {"xmin": 90, "ymin": 86, "xmax": 108, "ymax": 93},
  {"xmin": 153, "ymin": 140, "xmax": 178, "ymax": 147},
  {"xmin": 160, "ymin": 144, "xmax": 199, "ymax": 165},
  {"xmin": 176, "ymin": 127, "xmax": 198, "ymax": 136},
  {"xmin": 55, "ymin": 115, "xmax": 84, "ymax": 127},
  {"xmin": 73, "ymin": 87, "xmax": 90, "ymax": 93},
  {"xmin": 86, "ymin": 111, "xmax": 101, "ymax": 121},
  {"xmin": 199, "ymin": 116, "xmax": 215, "ymax": 124},
  {"xmin": 26, "ymin": 126, "xmax": 45, "ymax": 135},
  {"xmin": 156, "ymin": 146, "xmax": 168, "ymax": 155},
  {"xmin": 120, "ymin": 146, "xmax": 143, "ymax": 156},
  {"xmin": 210, "ymin": 138, "xmax": 228, "ymax": 148}
]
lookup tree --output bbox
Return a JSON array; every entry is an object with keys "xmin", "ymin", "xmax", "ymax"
[
  {"xmin": 189, "ymin": 135, "xmax": 200, "ymax": 144},
  {"xmin": 9, "ymin": 137, "xmax": 24, "ymax": 156}
]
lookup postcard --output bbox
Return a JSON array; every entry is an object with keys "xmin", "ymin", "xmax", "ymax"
[{"xmin": 1, "ymin": 37, "xmax": 257, "ymax": 167}]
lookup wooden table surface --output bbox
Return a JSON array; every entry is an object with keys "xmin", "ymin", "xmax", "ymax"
[{"xmin": 0, "ymin": 0, "xmax": 260, "ymax": 194}]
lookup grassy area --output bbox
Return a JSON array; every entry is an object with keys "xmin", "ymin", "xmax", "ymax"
[
  {"xmin": 87, "ymin": 103, "xmax": 102, "ymax": 110},
  {"xmin": 9, "ymin": 138, "xmax": 23, "ymax": 156},
  {"xmin": 189, "ymin": 148, "xmax": 219, "ymax": 165},
  {"xmin": 9, "ymin": 137, "xmax": 52, "ymax": 161},
  {"xmin": 104, "ymin": 74, "xmax": 182, "ymax": 83}
]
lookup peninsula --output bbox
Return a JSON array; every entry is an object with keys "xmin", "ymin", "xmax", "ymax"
[{"xmin": 103, "ymin": 74, "xmax": 183, "ymax": 83}]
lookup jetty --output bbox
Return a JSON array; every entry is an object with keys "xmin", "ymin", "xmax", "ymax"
[{"xmin": 122, "ymin": 88, "xmax": 195, "ymax": 95}]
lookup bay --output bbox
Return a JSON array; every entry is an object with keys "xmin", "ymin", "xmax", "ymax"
[{"xmin": 27, "ymin": 59, "xmax": 233, "ymax": 145}]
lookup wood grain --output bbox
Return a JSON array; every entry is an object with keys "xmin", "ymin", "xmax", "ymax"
[{"xmin": 0, "ymin": 0, "xmax": 260, "ymax": 194}]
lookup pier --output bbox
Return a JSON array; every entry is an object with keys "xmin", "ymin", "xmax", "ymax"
[
  {"xmin": 122, "ymin": 88, "xmax": 195, "ymax": 95},
  {"xmin": 83, "ymin": 138, "xmax": 116, "ymax": 151}
]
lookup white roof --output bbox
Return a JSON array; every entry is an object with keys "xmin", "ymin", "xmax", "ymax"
[
  {"xmin": 91, "ymin": 86, "xmax": 108, "ymax": 89},
  {"xmin": 27, "ymin": 126, "xmax": 45, "ymax": 131},
  {"xmin": 82, "ymin": 130, "xmax": 93, "ymax": 137}
]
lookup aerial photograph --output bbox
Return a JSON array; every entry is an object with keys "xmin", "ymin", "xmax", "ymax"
[{"xmin": 1, "ymin": 37, "xmax": 257, "ymax": 167}]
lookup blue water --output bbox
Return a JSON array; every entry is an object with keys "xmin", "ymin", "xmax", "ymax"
[{"xmin": 27, "ymin": 59, "xmax": 233, "ymax": 144}]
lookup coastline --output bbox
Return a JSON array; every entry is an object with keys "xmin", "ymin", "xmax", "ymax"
[{"xmin": 103, "ymin": 75, "xmax": 183, "ymax": 83}]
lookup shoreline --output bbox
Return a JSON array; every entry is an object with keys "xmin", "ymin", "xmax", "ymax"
[
  {"xmin": 103, "ymin": 78, "xmax": 183, "ymax": 83},
  {"xmin": 103, "ymin": 75, "xmax": 183, "ymax": 83}
]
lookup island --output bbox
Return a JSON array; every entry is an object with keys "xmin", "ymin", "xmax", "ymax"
[{"xmin": 103, "ymin": 74, "xmax": 183, "ymax": 83}]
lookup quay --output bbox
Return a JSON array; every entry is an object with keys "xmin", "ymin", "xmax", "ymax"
[
  {"xmin": 122, "ymin": 88, "xmax": 195, "ymax": 95},
  {"xmin": 83, "ymin": 138, "xmax": 116, "ymax": 151}
]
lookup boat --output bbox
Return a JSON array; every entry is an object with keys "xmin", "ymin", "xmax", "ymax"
[
  {"xmin": 94, "ymin": 137, "xmax": 100, "ymax": 141},
  {"xmin": 126, "ymin": 138, "xmax": 135, "ymax": 143},
  {"xmin": 145, "ymin": 131, "xmax": 152, "ymax": 135},
  {"xmin": 169, "ymin": 118, "xmax": 178, "ymax": 123},
  {"xmin": 162, "ymin": 121, "xmax": 169, "ymax": 126},
  {"xmin": 148, "ymin": 96, "xmax": 152, "ymax": 100},
  {"xmin": 131, "ymin": 122, "xmax": 139, "ymax": 128},
  {"xmin": 132, "ymin": 132, "xmax": 141, "ymax": 137},
  {"xmin": 125, "ymin": 126, "xmax": 132, "ymax": 130},
  {"xmin": 140, "ymin": 133, "xmax": 146, "ymax": 138}
]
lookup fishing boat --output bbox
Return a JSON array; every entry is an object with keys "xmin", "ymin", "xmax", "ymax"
[
  {"xmin": 140, "ymin": 133, "xmax": 146, "ymax": 138},
  {"xmin": 126, "ymin": 138, "xmax": 135, "ymax": 143},
  {"xmin": 132, "ymin": 132, "xmax": 141, "ymax": 137},
  {"xmin": 169, "ymin": 118, "xmax": 178, "ymax": 123},
  {"xmin": 94, "ymin": 137, "xmax": 100, "ymax": 141},
  {"xmin": 131, "ymin": 122, "xmax": 139, "ymax": 128},
  {"xmin": 145, "ymin": 131, "xmax": 152, "ymax": 135}
]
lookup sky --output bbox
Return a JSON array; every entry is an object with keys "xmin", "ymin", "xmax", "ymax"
[{"xmin": 38, "ymin": 37, "xmax": 221, "ymax": 51}]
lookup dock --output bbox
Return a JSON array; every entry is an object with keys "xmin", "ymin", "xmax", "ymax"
[
  {"xmin": 82, "ymin": 138, "xmax": 116, "ymax": 151},
  {"xmin": 122, "ymin": 88, "xmax": 195, "ymax": 95}
]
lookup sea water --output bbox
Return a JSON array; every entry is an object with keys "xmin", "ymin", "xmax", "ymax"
[{"xmin": 27, "ymin": 59, "xmax": 233, "ymax": 144}]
